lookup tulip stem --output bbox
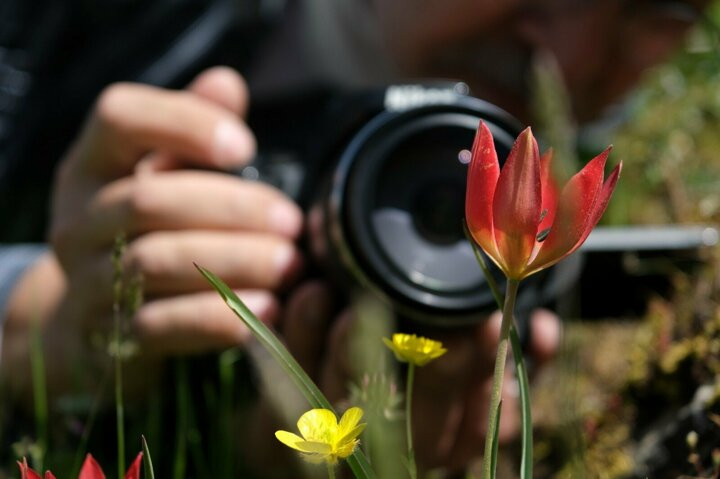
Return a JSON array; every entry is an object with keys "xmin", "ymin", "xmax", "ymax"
[
  {"xmin": 482, "ymin": 278, "xmax": 520, "ymax": 479},
  {"xmin": 327, "ymin": 463, "xmax": 336, "ymax": 479},
  {"xmin": 405, "ymin": 363, "xmax": 417, "ymax": 479}
]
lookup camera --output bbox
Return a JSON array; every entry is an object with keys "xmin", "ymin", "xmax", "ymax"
[{"xmin": 245, "ymin": 83, "xmax": 565, "ymax": 326}]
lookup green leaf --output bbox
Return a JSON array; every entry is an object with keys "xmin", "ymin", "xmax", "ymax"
[
  {"xmin": 489, "ymin": 400, "xmax": 502, "ymax": 479},
  {"xmin": 196, "ymin": 264, "xmax": 376, "ymax": 479},
  {"xmin": 141, "ymin": 435, "xmax": 156, "ymax": 479},
  {"xmin": 510, "ymin": 327, "xmax": 533, "ymax": 479}
]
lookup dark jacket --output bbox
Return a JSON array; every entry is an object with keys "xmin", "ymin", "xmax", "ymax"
[{"xmin": 0, "ymin": 0, "xmax": 273, "ymax": 241}]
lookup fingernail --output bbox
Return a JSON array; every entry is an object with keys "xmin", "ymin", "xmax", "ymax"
[
  {"xmin": 240, "ymin": 291, "xmax": 274, "ymax": 318},
  {"xmin": 269, "ymin": 202, "xmax": 303, "ymax": 237},
  {"xmin": 213, "ymin": 120, "xmax": 256, "ymax": 166}
]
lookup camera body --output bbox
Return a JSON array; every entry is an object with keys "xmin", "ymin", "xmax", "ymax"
[{"xmin": 247, "ymin": 83, "xmax": 566, "ymax": 326}]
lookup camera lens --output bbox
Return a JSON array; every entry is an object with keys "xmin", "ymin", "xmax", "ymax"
[
  {"xmin": 371, "ymin": 124, "xmax": 469, "ymax": 247},
  {"xmin": 411, "ymin": 180, "xmax": 465, "ymax": 246},
  {"xmin": 327, "ymin": 92, "xmax": 520, "ymax": 322},
  {"xmin": 370, "ymin": 123, "xmax": 483, "ymax": 294}
]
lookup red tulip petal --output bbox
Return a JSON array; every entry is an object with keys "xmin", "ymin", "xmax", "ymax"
[
  {"xmin": 124, "ymin": 452, "xmax": 143, "ymax": 479},
  {"xmin": 575, "ymin": 161, "xmax": 622, "ymax": 247},
  {"xmin": 527, "ymin": 148, "xmax": 559, "ymax": 266},
  {"xmin": 79, "ymin": 454, "xmax": 106, "ymax": 479},
  {"xmin": 538, "ymin": 148, "xmax": 559, "ymax": 234},
  {"xmin": 529, "ymin": 146, "xmax": 611, "ymax": 273},
  {"xmin": 17, "ymin": 458, "xmax": 42, "ymax": 479},
  {"xmin": 44, "ymin": 472, "xmax": 57, "ymax": 479},
  {"xmin": 466, "ymin": 121, "xmax": 501, "ymax": 259},
  {"xmin": 492, "ymin": 127, "xmax": 542, "ymax": 278}
]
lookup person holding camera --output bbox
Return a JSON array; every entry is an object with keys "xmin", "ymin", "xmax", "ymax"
[{"xmin": 0, "ymin": 0, "xmax": 707, "ymax": 474}]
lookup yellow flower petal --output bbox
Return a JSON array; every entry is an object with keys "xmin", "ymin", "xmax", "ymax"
[
  {"xmin": 338, "ymin": 407, "xmax": 363, "ymax": 437},
  {"xmin": 275, "ymin": 431, "xmax": 308, "ymax": 452},
  {"xmin": 296, "ymin": 440, "xmax": 333, "ymax": 455},
  {"xmin": 335, "ymin": 438, "xmax": 361, "ymax": 459},
  {"xmin": 297, "ymin": 409, "xmax": 337, "ymax": 442},
  {"xmin": 383, "ymin": 334, "xmax": 448, "ymax": 366},
  {"xmin": 337, "ymin": 423, "xmax": 367, "ymax": 446}
]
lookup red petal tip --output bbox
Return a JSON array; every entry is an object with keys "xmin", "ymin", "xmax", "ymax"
[
  {"xmin": 124, "ymin": 452, "xmax": 144, "ymax": 479},
  {"xmin": 79, "ymin": 454, "xmax": 106, "ymax": 479}
]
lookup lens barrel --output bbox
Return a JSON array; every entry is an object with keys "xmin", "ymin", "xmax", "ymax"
[{"xmin": 319, "ymin": 84, "xmax": 523, "ymax": 325}]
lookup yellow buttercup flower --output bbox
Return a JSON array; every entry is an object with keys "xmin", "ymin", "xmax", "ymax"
[
  {"xmin": 275, "ymin": 407, "xmax": 366, "ymax": 465},
  {"xmin": 382, "ymin": 333, "xmax": 447, "ymax": 366}
]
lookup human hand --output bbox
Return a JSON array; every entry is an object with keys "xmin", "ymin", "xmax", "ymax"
[{"xmin": 2, "ymin": 67, "xmax": 303, "ymax": 396}]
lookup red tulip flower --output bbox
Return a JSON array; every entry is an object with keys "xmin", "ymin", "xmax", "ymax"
[
  {"xmin": 18, "ymin": 453, "xmax": 142, "ymax": 479},
  {"xmin": 466, "ymin": 122, "xmax": 621, "ymax": 281},
  {"xmin": 17, "ymin": 458, "xmax": 55, "ymax": 479}
]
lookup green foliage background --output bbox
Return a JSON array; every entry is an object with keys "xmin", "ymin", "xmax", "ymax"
[{"xmin": 608, "ymin": 3, "xmax": 720, "ymax": 225}]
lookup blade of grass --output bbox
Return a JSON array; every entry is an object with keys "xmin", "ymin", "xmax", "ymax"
[
  {"xmin": 196, "ymin": 264, "xmax": 376, "ymax": 479},
  {"xmin": 173, "ymin": 360, "xmax": 188, "ymax": 479},
  {"xmin": 112, "ymin": 237, "xmax": 127, "ymax": 478},
  {"xmin": 71, "ymin": 364, "xmax": 112, "ymax": 476},
  {"xmin": 186, "ymin": 380, "xmax": 209, "ymax": 477},
  {"xmin": 218, "ymin": 349, "xmax": 241, "ymax": 477},
  {"xmin": 141, "ymin": 435, "xmax": 155, "ymax": 479},
  {"xmin": 145, "ymin": 385, "xmax": 161, "ymax": 478}
]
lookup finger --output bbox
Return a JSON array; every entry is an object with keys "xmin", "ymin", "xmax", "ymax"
[
  {"xmin": 136, "ymin": 67, "xmax": 251, "ymax": 173},
  {"xmin": 84, "ymin": 231, "xmax": 302, "ymax": 304},
  {"xmin": 71, "ymin": 82, "xmax": 256, "ymax": 178},
  {"xmin": 134, "ymin": 289, "xmax": 279, "ymax": 356},
  {"xmin": 529, "ymin": 308, "xmax": 561, "ymax": 367},
  {"xmin": 281, "ymin": 281, "xmax": 334, "ymax": 378},
  {"xmin": 79, "ymin": 171, "xmax": 302, "ymax": 244},
  {"xmin": 127, "ymin": 231, "xmax": 302, "ymax": 294},
  {"xmin": 187, "ymin": 66, "xmax": 250, "ymax": 116}
]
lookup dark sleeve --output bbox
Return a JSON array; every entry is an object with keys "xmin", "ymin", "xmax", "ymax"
[{"xmin": 0, "ymin": 0, "xmax": 268, "ymax": 242}]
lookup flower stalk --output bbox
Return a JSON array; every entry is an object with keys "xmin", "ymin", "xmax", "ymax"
[
  {"xmin": 482, "ymin": 278, "xmax": 519, "ymax": 479},
  {"xmin": 382, "ymin": 333, "xmax": 446, "ymax": 478},
  {"xmin": 465, "ymin": 223, "xmax": 533, "ymax": 478},
  {"xmin": 405, "ymin": 363, "xmax": 417, "ymax": 479}
]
